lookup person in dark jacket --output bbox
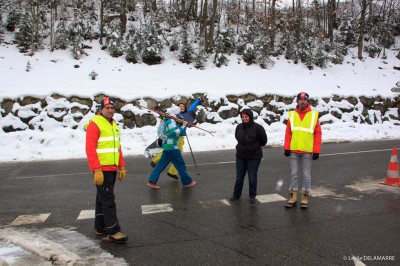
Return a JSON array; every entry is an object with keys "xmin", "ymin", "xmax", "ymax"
[{"xmin": 230, "ymin": 109, "xmax": 268, "ymax": 203}]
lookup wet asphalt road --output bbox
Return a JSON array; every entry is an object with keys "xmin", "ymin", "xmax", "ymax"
[{"xmin": 0, "ymin": 139, "xmax": 400, "ymax": 265}]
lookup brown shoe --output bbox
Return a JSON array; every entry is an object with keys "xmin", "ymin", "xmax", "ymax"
[
  {"xmin": 96, "ymin": 230, "xmax": 107, "ymax": 237},
  {"xmin": 108, "ymin": 232, "xmax": 128, "ymax": 243},
  {"xmin": 285, "ymin": 191, "xmax": 298, "ymax": 208},
  {"xmin": 300, "ymin": 192, "xmax": 309, "ymax": 209}
]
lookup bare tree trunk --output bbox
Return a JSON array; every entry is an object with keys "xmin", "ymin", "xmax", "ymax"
[
  {"xmin": 295, "ymin": 0, "xmax": 302, "ymax": 40},
  {"xmin": 121, "ymin": 0, "xmax": 127, "ymax": 36},
  {"xmin": 181, "ymin": 0, "xmax": 186, "ymax": 22},
  {"xmin": 100, "ymin": 0, "xmax": 105, "ymax": 45},
  {"xmin": 237, "ymin": 0, "xmax": 240, "ymax": 34},
  {"xmin": 357, "ymin": 0, "xmax": 368, "ymax": 60},
  {"xmin": 151, "ymin": 0, "xmax": 157, "ymax": 12},
  {"xmin": 50, "ymin": 0, "xmax": 55, "ymax": 51},
  {"xmin": 30, "ymin": 0, "xmax": 36, "ymax": 55},
  {"xmin": 292, "ymin": 0, "xmax": 295, "ymax": 15},
  {"xmin": 327, "ymin": 0, "xmax": 334, "ymax": 42},
  {"xmin": 270, "ymin": 0, "xmax": 276, "ymax": 51},
  {"xmin": 201, "ymin": 0, "xmax": 208, "ymax": 49},
  {"xmin": 206, "ymin": 0, "xmax": 217, "ymax": 52}
]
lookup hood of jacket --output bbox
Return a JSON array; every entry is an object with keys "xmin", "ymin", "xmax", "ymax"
[{"xmin": 240, "ymin": 108, "xmax": 254, "ymax": 125}]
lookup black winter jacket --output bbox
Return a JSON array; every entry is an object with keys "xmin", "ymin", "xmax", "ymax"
[{"xmin": 235, "ymin": 109, "xmax": 268, "ymax": 160}]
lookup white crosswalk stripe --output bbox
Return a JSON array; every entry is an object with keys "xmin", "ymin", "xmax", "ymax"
[
  {"xmin": 10, "ymin": 213, "xmax": 50, "ymax": 226},
  {"xmin": 256, "ymin": 193, "xmax": 286, "ymax": 203},
  {"xmin": 141, "ymin": 203, "xmax": 173, "ymax": 214},
  {"xmin": 77, "ymin": 210, "xmax": 95, "ymax": 220}
]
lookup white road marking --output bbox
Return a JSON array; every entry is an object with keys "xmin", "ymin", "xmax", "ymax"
[
  {"xmin": 15, "ymin": 172, "xmax": 88, "ymax": 179},
  {"xmin": 77, "ymin": 210, "xmax": 95, "ymax": 220},
  {"xmin": 187, "ymin": 148, "xmax": 393, "ymax": 167},
  {"xmin": 142, "ymin": 203, "xmax": 173, "ymax": 214},
  {"xmin": 9, "ymin": 148, "xmax": 394, "ymax": 179},
  {"xmin": 322, "ymin": 149, "xmax": 392, "ymax": 157},
  {"xmin": 10, "ymin": 213, "xmax": 50, "ymax": 226},
  {"xmin": 199, "ymin": 199, "xmax": 232, "ymax": 208},
  {"xmin": 256, "ymin": 194, "xmax": 286, "ymax": 203}
]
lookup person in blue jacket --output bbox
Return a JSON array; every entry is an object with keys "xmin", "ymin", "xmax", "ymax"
[{"xmin": 151, "ymin": 98, "xmax": 203, "ymax": 179}]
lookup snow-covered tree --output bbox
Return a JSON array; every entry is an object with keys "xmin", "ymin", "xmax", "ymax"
[
  {"xmin": 213, "ymin": 31, "xmax": 229, "ymax": 67},
  {"xmin": 179, "ymin": 27, "xmax": 194, "ymax": 64},
  {"xmin": 105, "ymin": 19, "xmax": 124, "ymax": 57},
  {"xmin": 125, "ymin": 28, "xmax": 140, "ymax": 63},
  {"xmin": 140, "ymin": 13, "xmax": 163, "ymax": 65},
  {"xmin": 193, "ymin": 45, "xmax": 207, "ymax": 70}
]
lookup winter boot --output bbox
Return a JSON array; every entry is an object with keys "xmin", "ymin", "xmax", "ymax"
[
  {"xmin": 285, "ymin": 191, "xmax": 297, "ymax": 208},
  {"xmin": 300, "ymin": 192, "xmax": 309, "ymax": 209}
]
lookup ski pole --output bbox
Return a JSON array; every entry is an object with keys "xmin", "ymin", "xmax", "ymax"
[{"xmin": 185, "ymin": 134, "xmax": 200, "ymax": 176}]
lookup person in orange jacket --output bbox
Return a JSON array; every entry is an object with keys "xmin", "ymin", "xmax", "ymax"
[
  {"xmin": 85, "ymin": 96, "xmax": 128, "ymax": 243},
  {"xmin": 284, "ymin": 92, "xmax": 322, "ymax": 209}
]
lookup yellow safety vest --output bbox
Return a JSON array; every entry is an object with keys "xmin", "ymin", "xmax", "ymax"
[
  {"xmin": 288, "ymin": 110, "xmax": 318, "ymax": 152},
  {"xmin": 90, "ymin": 115, "xmax": 121, "ymax": 166}
]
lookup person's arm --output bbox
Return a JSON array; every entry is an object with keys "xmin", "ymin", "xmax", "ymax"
[
  {"xmin": 284, "ymin": 120, "xmax": 292, "ymax": 151},
  {"xmin": 85, "ymin": 122, "xmax": 101, "ymax": 171},
  {"xmin": 187, "ymin": 98, "xmax": 201, "ymax": 112},
  {"xmin": 165, "ymin": 119, "xmax": 186, "ymax": 137},
  {"xmin": 118, "ymin": 146, "xmax": 126, "ymax": 168},
  {"xmin": 257, "ymin": 124, "xmax": 268, "ymax": 146},
  {"xmin": 313, "ymin": 121, "xmax": 322, "ymax": 154}
]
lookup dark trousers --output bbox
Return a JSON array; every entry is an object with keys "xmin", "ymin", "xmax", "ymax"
[
  {"xmin": 95, "ymin": 171, "xmax": 121, "ymax": 235},
  {"xmin": 233, "ymin": 157, "xmax": 261, "ymax": 199}
]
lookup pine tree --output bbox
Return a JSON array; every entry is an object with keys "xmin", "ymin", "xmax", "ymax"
[
  {"xmin": 14, "ymin": 12, "xmax": 33, "ymax": 53},
  {"xmin": 141, "ymin": 13, "xmax": 163, "ymax": 65},
  {"xmin": 69, "ymin": 20, "xmax": 87, "ymax": 59},
  {"xmin": 125, "ymin": 28, "xmax": 141, "ymax": 63},
  {"xmin": 179, "ymin": 27, "xmax": 194, "ymax": 64},
  {"xmin": 255, "ymin": 37, "xmax": 274, "ymax": 69},
  {"xmin": 284, "ymin": 33, "xmax": 299, "ymax": 63},
  {"xmin": 219, "ymin": 27, "xmax": 236, "ymax": 55},
  {"xmin": 314, "ymin": 39, "xmax": 329, "ymax": 68},
  {"xmin": 193, "ymin": 46, "xmax": 207, "ymax": 70},
  {"xmin": 337, "ymin": 15, "xmax": 357, "ymax": 46},
  {"xmin": 213, "ymin": 32, "xmax": 229, "ymax": 67},
  {"xmin": 54, "ymin": 19, "xmax": 69, "ymax": 50},
  {"xmin": 105, "ymin": 19, "xmax": 124, "ymax": 57},
  {"xmin": 5, "ymin": 9, "xmax": 23, "ymax": 32}
]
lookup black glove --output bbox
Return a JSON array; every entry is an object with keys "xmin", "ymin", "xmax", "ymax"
[
  {"xmin": 312, "ymin": 153, "xmax": 319, "ymax": 160},
  {"xmin": 284, "ymin": 150, "xmax": 291, "ymax": 157}
]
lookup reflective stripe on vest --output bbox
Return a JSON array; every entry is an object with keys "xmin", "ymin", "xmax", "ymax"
[
  {"xmin": 91, "ymin": 115, "xmax": 121, "ymax": 166},
  {"xmin": 288, "ymin": 110, "xmax": 318, "ymax": 152}
]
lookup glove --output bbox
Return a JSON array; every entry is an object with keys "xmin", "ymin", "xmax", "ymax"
[
  {"xmin": 198, "ymin": 97, "xmax": 204, "ymax": 103},
  {"xmin": 93, "ymin": 169, "xmax": 104, "ymax": 185},
  {"xmin": 284, "ymin": 150, "xmax": 291, "ymax": 157},
  {"xmin": 312, "ymin": 153, "xmax": 319, "ymax": 160},
  {"xmin": 118, "ymin": 167, "xmax": 126, "ymax": 181}
]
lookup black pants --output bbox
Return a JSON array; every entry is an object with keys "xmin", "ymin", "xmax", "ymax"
[
  {"xmin": 233, "ymin": 158, "xmax": 261, "ymax": 199},
  {"xmin": 95, "ymin": 171, "xmax": 121, "ymax": 235}
]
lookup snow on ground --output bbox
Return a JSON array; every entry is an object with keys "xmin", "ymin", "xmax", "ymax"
[{"xmin": 1, "ymin": 39, "xmax": 400, "ymax": 162}]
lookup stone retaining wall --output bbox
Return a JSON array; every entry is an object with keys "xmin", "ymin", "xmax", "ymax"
[{"xmin": 1, "ymin": 93, "xmax": 399, "ymax": 133}]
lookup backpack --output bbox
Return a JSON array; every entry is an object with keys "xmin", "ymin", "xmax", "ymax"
[{"xmin": 157, "ymin": 118, "xmax": 167, "ymax": 144}]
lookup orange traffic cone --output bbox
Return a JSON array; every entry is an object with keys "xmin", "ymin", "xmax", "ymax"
[{"xmin": 380, "ymin": 147, "xmax": 400, "ymax": 187}]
